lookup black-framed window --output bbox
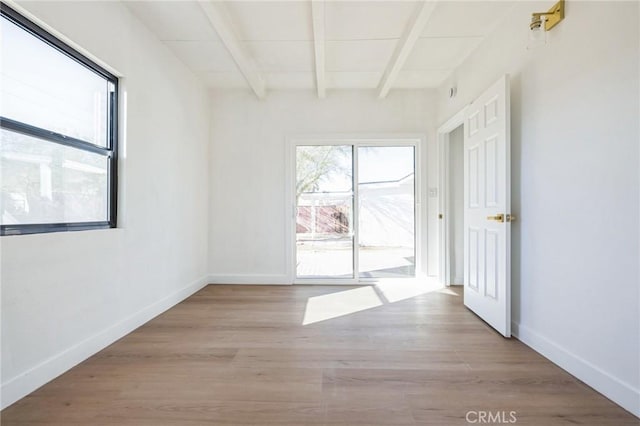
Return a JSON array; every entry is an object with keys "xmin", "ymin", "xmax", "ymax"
[{"xmin": 0, "ymin": 3, "xmax": 118, "ymax": 236}]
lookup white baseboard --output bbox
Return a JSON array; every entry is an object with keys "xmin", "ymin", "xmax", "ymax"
[
  {"xmin": 208, "ymin": 273, "xmax": 291, "ymax": 285},
  {"xmin": 512, "ymin": 322, "xmax": 640, "ymax": 418},
  {"xmin": 0, "ymin": 275, "xmax": 209, "ymax": 410}
]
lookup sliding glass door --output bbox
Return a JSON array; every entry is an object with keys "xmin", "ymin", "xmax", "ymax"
[
  {"xmin": 358, "ymin": 146, "xmax": 415, "ymax": 278},
  {"xmin": 295, "ymin": 145, "xmax": 354, "ymax": 278},
  {"xmin": 295, "ymin": 142, "xmax": 416, "ymax": 281}
]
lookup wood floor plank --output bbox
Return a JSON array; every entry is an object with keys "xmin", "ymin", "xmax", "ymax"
[
  {"xmin": 2, "ymin": 285, "xmax": 637, "ymax": 425},
  {"xmin": 232, "ymin": 347, "xmax": 464, "ymax": 371}
]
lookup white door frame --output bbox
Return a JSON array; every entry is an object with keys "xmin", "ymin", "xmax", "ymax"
[
  {"xmin": 437, "ymin": 108, "xmax": 467, "ymax": 287},
  {"xmin": 285, "ymin": 134, "xmax": 425, "ymax": 285}
]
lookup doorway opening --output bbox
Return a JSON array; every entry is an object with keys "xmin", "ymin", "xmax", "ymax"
[
  {"xmin": 437, "ymin": 108, "xmax": 466, "ymax": 287},
  {"xmin": 290, "ymin": 138, "xmax": 420, "ymax": 283},
  {"xmin": 447, "ymin": 125, "xmax": 464, "ymax": 285},
  {"xmin": 438, "ymin": 75, "xmax": 512, "ymax": 337}
]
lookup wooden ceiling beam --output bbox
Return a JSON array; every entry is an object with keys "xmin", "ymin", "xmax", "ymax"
[
  {"xmin": 198, "ymin": 1, "xmax": 266, "ymax": 99},
  {"xmin": 377, "ymin": 1, "xmax": 438, "ymax": 99},
  {"xmin": 311, "ymin": 0, "xmax": 326, "ymax": 98}
]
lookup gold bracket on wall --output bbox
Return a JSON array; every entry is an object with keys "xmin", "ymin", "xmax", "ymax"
[{"xmin": 532, "ymin": 0, "xmax": 565, "ymax": 31}]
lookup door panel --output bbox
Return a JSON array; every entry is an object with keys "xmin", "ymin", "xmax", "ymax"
[
  {"xmin": 485, "ymin": 229, "xmax": 499, "ymax": 299},
  {"xmin": 485, "ymin": 136, "xmax": 498, "ymax": 207},
  {"xmin": 357, "ymin": 146, "xmax": 415, "ymax": 278},
  {"xmin": 295, "ymin": 145, "xmax": 354, "ymax": 279},
  {"xmin": 464, "ymin": 75, "xmax": 511, "ymax": 337},
  {"xmin": 468, "ymin": 145, "xmax": 480, "ymax": 208},
  {"xmin": 468, "ymin": 227, "xmax": 479, "ymax": 291}
]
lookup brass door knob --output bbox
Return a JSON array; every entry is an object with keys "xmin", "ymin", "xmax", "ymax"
[{"xmin": 487, "ymin": 214, "xmax": 504, "ymax": 222}]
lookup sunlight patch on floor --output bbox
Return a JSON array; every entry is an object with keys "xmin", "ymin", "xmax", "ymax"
[
  {"xmin": 439, "ymin": 287, "xmax": 460, "ymax": 296},
  {"xmin": 302, "ymin": 286, "xmax": 383, "ymax": 325},
  {"xmin": 302, "ymin": 277, "xmax": 459, "ymax": 325},
  {"xmin": 375, "ymin": 278, "xmax": 445, "ymax": 303}
]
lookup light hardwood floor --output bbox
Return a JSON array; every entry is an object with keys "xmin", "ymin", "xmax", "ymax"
[{"xmin": 2, "ymin": 285, "xmax": 637, "ymax": 425}]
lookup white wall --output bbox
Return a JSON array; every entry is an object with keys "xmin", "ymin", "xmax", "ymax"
[
  {"xmin": 448, "ymin": 125, "xmax": 464, "ymax": 284},
  {"xmin": 437, "ymin": 1, "xmax": 639, "ymax": 416},
  {"xmin": 0, "ymin": 1, "xmax": 210, "ymax": 408},
  {"xmin": 208, "ymin": 89, "xmax": 438, "ymax": 283}
]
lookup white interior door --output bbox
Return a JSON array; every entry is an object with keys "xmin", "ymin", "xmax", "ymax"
[{"xmin": 463, "ymin": 75, "xmax": 511, "ymax": 337}]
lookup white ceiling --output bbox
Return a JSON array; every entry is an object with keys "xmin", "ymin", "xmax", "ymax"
[{"xmin": 125, "ymin": 1, "xmax": 512, "ymax": 96}]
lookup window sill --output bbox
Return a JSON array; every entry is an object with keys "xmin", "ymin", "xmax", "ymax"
[{"xmin": 1, "ymin": 222, "xmax": 116, "ymax": 236}]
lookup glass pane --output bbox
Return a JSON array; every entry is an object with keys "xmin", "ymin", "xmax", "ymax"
[
  {"xmin": 0, "ymin": 129, "xmax": 109, "ymax": 225},
  {"xmin": 296, "ymin": 145, "xmax": 353, "ymax": 278},
  {"xmin": 358, "ymin": 146, "xmax": 415, "ymax": 278},
  {"xmin": 0, "ymin": 16, "xmax": 110, "ymax": 146}
]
